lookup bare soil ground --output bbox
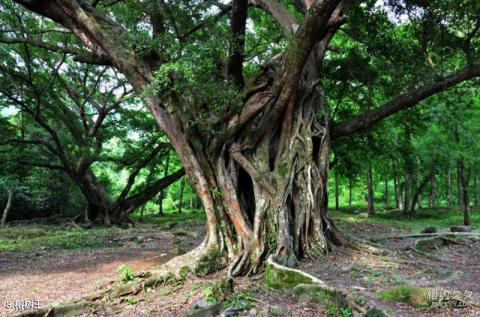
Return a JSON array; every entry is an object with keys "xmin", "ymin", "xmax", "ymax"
[{"xmin": 1, "ymin": 211, "xmax": 479, "ymax": 317}]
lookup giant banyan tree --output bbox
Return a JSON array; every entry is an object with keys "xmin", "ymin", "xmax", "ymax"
[{"xmin": 9, "ymin": 0, "xmax": 480, "ymax": 275}]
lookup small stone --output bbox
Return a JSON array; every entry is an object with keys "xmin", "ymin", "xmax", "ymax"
[
  {"xmin": 221, "ymin": 306, "xmax": 239, "ymax": 317},
  {"xmin": 421, "ymin": 226, "xmax": 438, "ymax": 234},
  {"xmin": 270, "ymin": 305, "xmax": 288, "ymax": 316},
  {"xmin": 248, "ymin": 308, "xmax": 257, "ymax": 315},
  {"xmin": 193, "ymin": 298, "xmax": 209, "ymax": 309},
  {"xmin": 450, "ymin": 226, "xmax": 471, "ymax": 232},
  {"xmin": 168, "ymin": 246, "xmax": 185, "ymax": 255},
  {"xmin": 164, "ymin": 222, "xmax": 177, "ymax": 229},
  {"xmin": 172, "ymin": 229, "xmax": 188, "ymax": 236}
]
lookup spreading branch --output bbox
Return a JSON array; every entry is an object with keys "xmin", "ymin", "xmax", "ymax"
[
  {"xmin": 331, "ymin": 65, "xmax": 480, "ymax": 139},
  {"xmin": 0, "ymin": 36, "xmax": 112, "ymax": 65}
]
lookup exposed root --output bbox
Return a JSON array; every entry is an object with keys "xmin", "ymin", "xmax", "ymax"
[{"xmin": 371, "ymin": 232, "xmax": 480, "ymax": 242}]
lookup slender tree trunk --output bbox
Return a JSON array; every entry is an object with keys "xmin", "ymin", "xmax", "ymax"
[
  {"xmin": 447, "ymin": 163, "xmax": 452, "ymax": 208},
  {"xmin": 458, "ymin": 158, "xmax": 471, "ymax": 226},
  {"xmin": 474, "ymin": 177, "xmax": 478, "ymax": 208},
  {"xmin": 158, "ymin": 150, "xmax": 171, "ymax": 215},
  {"xmin": 403, "ymin": 172, "xmax": 413, "ymax": 215},
  {"xmin": 457, "ymin": 164, "xmax": 463, "ymax": 206},
  {"xmin": 431, "ymin": 174, "xmax": 437, "ymax": 207},
  {"xmin": 393, "ymin": 161, "xmax": 400, "ymax": 209},
  {"xmin": 409, "ymin": 169, "xmax": 436, "ymax": 215},
  {"xmin": 1, "ymin": 188, "xmax": 14, "ymax": 226},
  {"xmin": 177, "ymin": 177, "xmax": 186, "ymax": 214},
  {"xmin": 367, "ymin": 164, "xmax": 374, "ymax": 215},
  {"xmin": 384, "ymin": 176, "xmax": 388, "ymax": 207},
  {"xmin": 348, "ymin": 177, "xmax": 353, "ymax": 208},
  {"xmin": 335, "ymin": 172, "xmax": 340, "ymax": 210}
]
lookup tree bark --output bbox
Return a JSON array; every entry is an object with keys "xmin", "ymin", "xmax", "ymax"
[
  {"xmin": 458, "ymin": 158, "xmax": 471, "ymax": 226},
  {"xmin": 1, "ymin": 188, "xmax": 14, "ymax": 226},
  {"xmin": 367, "ymin": 164, "xmax": 374, "ymax": 215}
]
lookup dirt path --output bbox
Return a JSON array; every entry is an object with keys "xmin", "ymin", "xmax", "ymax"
[{"xmin": 0, "ymin": 227, "xmax": 203, "ymax": 317}]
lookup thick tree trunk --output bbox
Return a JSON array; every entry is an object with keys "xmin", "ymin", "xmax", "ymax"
[
  {"xmin": 1, "ymin": 188, "xmax": 14, "ymax": 226},
  {"xmin": 367, "ymin": 164, "xmax": 374, "ymax": 215},
  {"xmin": 458, "ymin": 158, "xmax": 471, "ymax": 226},
  {"xmin": 335, "ymin": 172, "xmax": 340, "ymax": 210}
]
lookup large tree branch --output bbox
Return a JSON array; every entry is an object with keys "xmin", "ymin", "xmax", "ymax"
[
  {"xmin": 250, "ymin": 0, "xmax": 298, "ymax": 34},
  {"xmin": 17, "ymin": 160, "xmax": 65, "ymax": 171},
  {"xmin": 227, "ymin": 0, "xmax": 249, "ymax": 87},
  {"xmin": 115, "ymin": 168, "xmax": 185, "ymax": 213},
  {"xmin": 116, "ymin": 142, "xmax": 169, "ymax": 202},
  {"xmin": 331, "ymin": 65, "xmax": 480, "ymax": 139},
  {"xmin": 0, "ymin": 36, "xmax": 111, "ymax": 65},
  {"xmin": 0, "ymin": 139, "xmax": 59, "ymax": 156}
]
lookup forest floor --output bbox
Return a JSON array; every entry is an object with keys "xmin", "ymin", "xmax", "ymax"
[{"xmin": 0, "ymin": 207, "xmax": 479, "ymax": 317}]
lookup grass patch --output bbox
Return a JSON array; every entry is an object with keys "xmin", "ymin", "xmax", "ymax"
[
  {"xmin": 0, "ymin": 224, "xmax": 120, "ymax": 253},
  {"xmin": 379, "ymin": 286, "xmax": 430, "ymax": 308},
  {"xmin": 331, "ymin": 207, "xmax": 480, "ymax": 232}
]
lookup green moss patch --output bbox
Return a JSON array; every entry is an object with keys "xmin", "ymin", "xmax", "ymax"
[
  {"xmin": 414, "ymin": 238, "xmax": 445, "ymax": 252},
  {"xmin": 379, "ymin": 286, "xmax": 430, "ymax": 308},
  {"xmin": 263, "ymin": 263, "xmax": 313, "ymax": 289}
]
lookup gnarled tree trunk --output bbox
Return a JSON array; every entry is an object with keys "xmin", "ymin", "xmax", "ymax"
[{"xmin": 14, "ymin": 0, "xmax": 480, "ymax": 277}]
